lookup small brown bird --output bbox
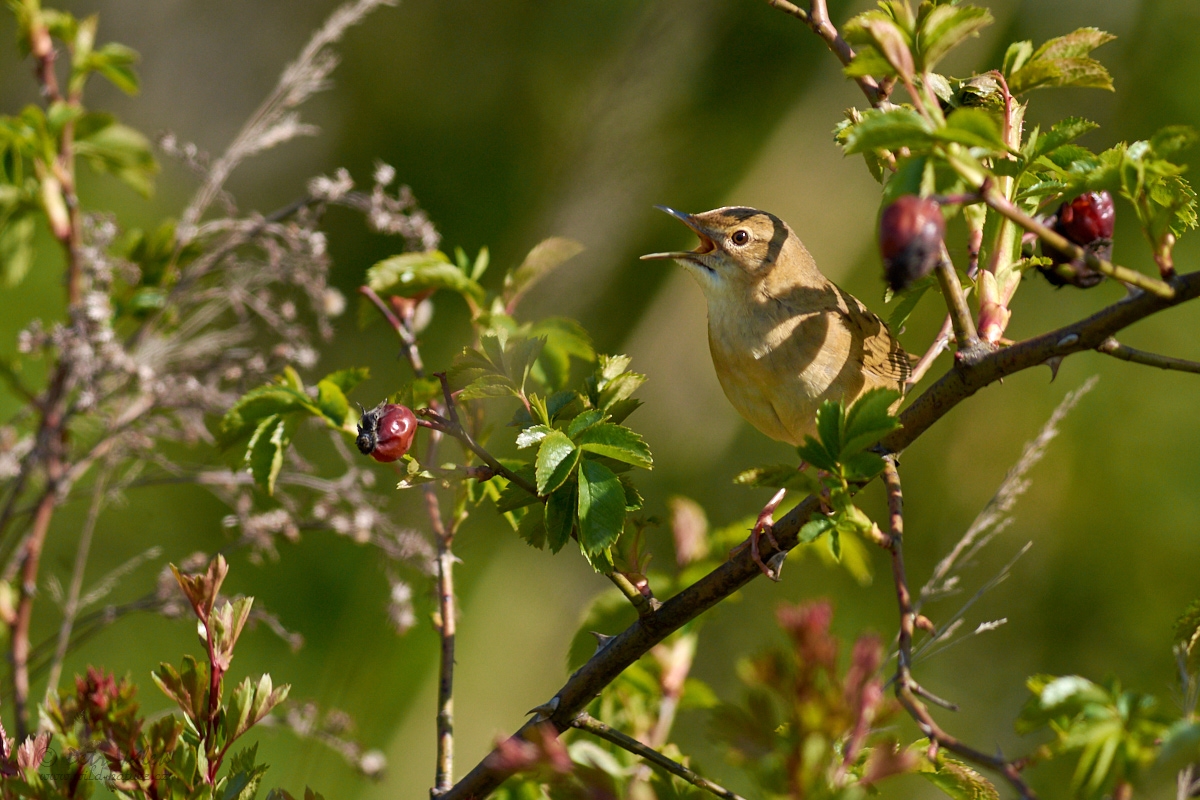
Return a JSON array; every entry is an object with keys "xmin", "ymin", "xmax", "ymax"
[{"xmin": 642, "ymin": 206, "xmax": 910, "ymax": 576}]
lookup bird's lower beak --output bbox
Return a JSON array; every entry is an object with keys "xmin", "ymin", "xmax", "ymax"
[{"xmin": 640, "ymin": 206, "xmax": 716, "ymax": 262}]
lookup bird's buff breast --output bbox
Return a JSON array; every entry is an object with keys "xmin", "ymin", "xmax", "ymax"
[{"xmin": 707, "ymin": 309, "xmax": 849, "ymax": 446}]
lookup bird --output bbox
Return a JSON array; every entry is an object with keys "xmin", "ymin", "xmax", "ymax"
[{"xmin": 641, "ymin": 205, "xmax": 910, "ymax": 578}]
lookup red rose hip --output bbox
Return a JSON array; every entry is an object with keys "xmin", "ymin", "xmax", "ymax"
[
  {"xmin": 1058, "ymin": 191, "xmax": 1115, "ymax": 245},
  {"xmin": 356, "ymin": 402, "xmax": 417, "ymax": 462},
  {"xmin": 879, "ymin": 195, "xmax": 946, "ymax": 292},
  {"xmin": 1039, "ymin": 191, "xmax": 1114, "ymax": 289}
]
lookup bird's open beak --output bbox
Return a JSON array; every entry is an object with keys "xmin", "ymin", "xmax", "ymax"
[{"xmin": 640, "ymin": 206, "xmax": 717, "ymax": 262}]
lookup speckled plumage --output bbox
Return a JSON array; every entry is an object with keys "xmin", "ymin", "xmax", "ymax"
[{"xmin": 643, "ymin": 206, "xmax": 909, "ymax": 446}]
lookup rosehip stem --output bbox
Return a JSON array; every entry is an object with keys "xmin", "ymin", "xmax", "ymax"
[
  {"xmin": 359, "ymin": 285, "xmax": 426, "ymax": 375},
  {"xmin": 933, "ymin": 254, "xmax": 982, "ymax": 356},
  {"xmin": 416, "ymin": 411, "xmax": 539, "ymax": 497},
  {"xmin": 983, "ymin": 192, "xmax": 1176, "ymax": 299},
  {"xmin": 570, "ymin": 713, "xmax": 747, "ymax": 800}
]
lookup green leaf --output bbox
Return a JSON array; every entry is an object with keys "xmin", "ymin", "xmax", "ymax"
[
  {"xmin": 495, "ymin": 467, "xmax": 540, "ymax": 512},
  {"xmin": 574, "ymin": 423, "xmax": 652, "ymax": 470},
  {"xmin": 1151, "ymin": 125, "xmax": 1199, "ymax": 158},
  {"xmin": 576, "ymin": 459, "xmax": 626, "ymax": 556},
  {"xmin": 530, "ymin": 316, "xmax": 594, "ymax": 390},
  {"xmin": 844, "ymin": 13, "xmax": 914, "ymax": 80},
  {"xmin": 314, "ymin": 379, "xmax": 351, "ymax": 428},
  {"xmin": 798, "ymin": 515, "xmax": 835, "ymax": 544},
  {"xmin": 796, "ymin": 436, "xmax": 837, "ymax": 473},
  {"xmin": 217, "ymin": 384, "xmax": 315, "ymax": 449},
  {"xmin": 221, "ymin": 744, "xmax": 268, "ymax": 800},
  {"xmin": 1029, "ymin": 118, "xmax": 1099, "ymax": 165},
  {"xmin": 514, "ymin": 506, "xmax": 545, "ymax": 549},
  {"xmin": 535, "ymin": 430, "xmax": 579, "ymax": 494},
  {"xmin": 458, "ymin": 373, "xmax": 520, "ymax": 400},
  {"xmin": 1008, "ymin": 29, "xmax": 1116, "ymax": 96},
  {"xmin": 245, "ymin": 413, "xmax": 298, "ymax": 496},
  {"xmin": 1010, "ymin": 57, "xmax": 1113, "ymax": 95},
  {"xmin": 598, "ymin": 371, "xmax": 646, "ymax": 411},
  {"xmin": 503, "ymin": 237, "xmax": 584, "ymax": 305},
  {"xmin": 842, "ymin": 387, "xmax": 902, "ymax": 455},
  {"xmin": 74, "ymin": 113, "xmax": 157, "ymax": 196},
  {"xmin": 516, "ymin": 424, "xmax": 552, "ymax": 449},
  {"xmin": 842, "ymin": 451, "xmax": 887, "ymax": 481},
  {"xmin": 919, "ymin": 758, "xmax": 1000, "ymax": 800},
  {"xmin": 916, "ymin": 3, "xmax": 993, "ymax": 71},
  {"xmin": 1002, "ymin": 40, "xmax": 1034, "ymax": 76},
  {"xmin": 936, "ymin": 107, "xmax": 1007, "ymax": 152},
  {"xmin": 887, "ymin": 274, "xmax": 935, "ymax": 332},
  {"xmin": 815, "ymin": 399, "xmax": 844, "ymax": 459},
  {"xmin": 367, "ymin": 251, "xmax": 484, "ymax": 304},
  {"xmin": 0, "ymin": 211, "xmax": 35, "ymax": 287},
  {"xmin": 322, "ymin": 367, "xmax": 369, "ymax": 396},
  {"xmin": 567, "ymin": 409, "xmax": 605, "ymax": 439},
  {"xmin": 1030, "ymin": 27, "xmax": 1116, "ymax": 62},
  {"xmin": 842, "ymin": 108, "xmax": 933, "ymax": 155},
  {"xmin": 732, "ymin": 464, "xmax": 818, "ymax": 492},
  {"xmin": 88, "ymin": 42, "xmax": 140, "ymax": 95},
  {"xmin": 470, "ymin": 246, "xmax": 490, "ymax": 281},
  {"xmin": 544, "ymin": 483, "xmax": 577, "ymax": 553}
]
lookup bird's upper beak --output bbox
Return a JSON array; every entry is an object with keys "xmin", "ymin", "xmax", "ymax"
[{"xmin": 640, "ymin": 206, "xmax": 717, "ymax": 262}]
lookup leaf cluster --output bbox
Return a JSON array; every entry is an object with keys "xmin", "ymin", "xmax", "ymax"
[
  {"xmin": 1, "ymin": 1, "xmax": 155, "ymax": 287},
  {"xmin": 215, "ymin": 366, "xmax": 368, "ymax": 495},
  {"xmin": 1017, "ymin": 675, "xmax": 1168, "ymax": 798},
  {"xmin": 5, "ymin": 557, "xmax": 308, "ymax": 800}
]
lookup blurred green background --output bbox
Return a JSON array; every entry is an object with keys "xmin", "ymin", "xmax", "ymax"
[{"xmin": 3, "ymin": 0, "xmax": 1200, "ymax": 796}]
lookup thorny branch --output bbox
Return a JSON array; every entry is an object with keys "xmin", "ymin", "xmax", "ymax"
[
  {"xmin": 570, "ymin": 713, "xmax": 746, "ymax": 800},
  {"xmin": 442, "ymin": 268, "xmax": 1200, "ymax": 800},
  {"xmin": 880, "ymin": 460, "xmax": 1036, "ymax": 799}
]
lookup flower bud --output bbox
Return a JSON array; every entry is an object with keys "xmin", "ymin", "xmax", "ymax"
[
  {"xmin": 1039, "ymin": 191, "xmax": 1114, "ymax": 289},
  {"xmin": 356, "ymin": 402, "xmax": 417, "ymax": 462},
  {"xmin": 879, "ymin": 195, "xmax": 945, "ymax": 292}
]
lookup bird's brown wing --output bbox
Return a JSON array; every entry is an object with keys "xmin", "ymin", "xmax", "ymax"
[{"xmin": 834, "ymin": 288, "xmax": 911, "ymax": 390}]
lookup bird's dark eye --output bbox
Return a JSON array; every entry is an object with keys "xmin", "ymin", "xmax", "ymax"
[{"xmin": 731, "ymin": 229, "xmax": 750, "ymax": 246}]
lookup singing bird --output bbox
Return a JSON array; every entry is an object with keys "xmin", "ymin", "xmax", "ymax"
[{"xmin": 642, "ymin": 206, "xmax": 910, "ymax": 576}]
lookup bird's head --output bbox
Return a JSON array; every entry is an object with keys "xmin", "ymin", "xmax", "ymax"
[{"xmin": 641, "ymin": 206, "xmax": 818, "ymax": 298}]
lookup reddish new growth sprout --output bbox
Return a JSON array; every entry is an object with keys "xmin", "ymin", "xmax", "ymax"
[
  {"xmin": 879, "ymin": 195, "xmax": 946, "ymax": 292},
  {"xmin": 1040, "ymin": 191, "xmax": 1115, "ymax": 289},
  {"xmin": 356, "ymin": 402, "xmax": 417, "ymax": 462}
]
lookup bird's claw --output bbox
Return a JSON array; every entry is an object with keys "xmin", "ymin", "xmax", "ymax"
[{"xmin": 733, "ymin": 487, "xmax": 788, "ymax": 581}]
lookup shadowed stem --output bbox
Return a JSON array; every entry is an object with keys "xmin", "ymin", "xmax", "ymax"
[
  {"xmin": 571, "ymin": 713, "xmax": 746, "ymax": 800},
  {"xmin": 1097, "ymin": 338, "xmax": 1200, "ymax": 374},
  {"xmin": 880, "ymin": 460, "xmax": 1037, "ymax": 799}
]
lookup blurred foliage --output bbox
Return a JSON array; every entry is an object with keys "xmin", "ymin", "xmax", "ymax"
[{"xmin": 2, "ymin": 0, "xmax": 1200, "ymax": 799}]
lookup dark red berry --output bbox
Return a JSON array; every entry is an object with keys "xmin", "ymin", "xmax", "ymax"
[
  {"xmin": 879, "ymin": 195, "xmax": 945, "ymax": 292},
  {"xmin": 1059, "ymin": 191, "xmax": 1115, "ymax": 245},
  {"xmin": 356, "ymin": 402, "xmax": 417, "ymax": 462},
  {"xmin": 1039, "ymin": 191, "xmax": 1114, "ymax": 289}
]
